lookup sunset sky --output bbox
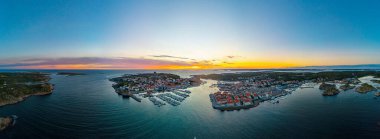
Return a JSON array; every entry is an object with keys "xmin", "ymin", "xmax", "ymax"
[{"xmin": 1, "ymin": 0, "xmax": 380, "ymax": 69}]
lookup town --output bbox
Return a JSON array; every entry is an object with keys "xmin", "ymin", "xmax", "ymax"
[
  {"xmin": 209, "ymin": 79, "xmax": 301, "ymax": 110},
  {"xmin": 109, "ymin": 72, "xmax": 202, "ymax": 106},
  {"xmin": 199, "ymin": 71, "xmax": 380, "ymax": 111}
]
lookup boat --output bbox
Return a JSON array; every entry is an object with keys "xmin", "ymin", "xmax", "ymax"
[
  {"xmin": 11, "ymin": 115, "xmax": 18, "ymax": 126},
  {"xmin": 375, "ymin": 92, "xmax": 380, "ymax": 97},
  {"xmin": 179, "ymin": 90, "xmax": 191, "ymax": 94},
  {"xmin": 131, "ymin": 94, "xmax": 142, "ymax": 102},
  {"xmin": 156, "ymin": 94, "xmax": 180, "ymax": 106},
  {"xmin": 149, "ymin": 97, "xmax": 165, "ymax": 106},
  {"xmin": 173, "ymin": 91, "xmax": 189, "ymax": 98}
]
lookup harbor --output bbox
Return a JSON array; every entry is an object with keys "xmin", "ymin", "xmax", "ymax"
[
  {"xmin": 148, "ymin": 97, "xmax": 165, "ymax": 107},
  {"xmin": 110, "ymin": 73, "xmax": 199, "ymax": 107},
  {"xmin": 116, "ymin": 90, "xmax": 192, "ymax": 107}
]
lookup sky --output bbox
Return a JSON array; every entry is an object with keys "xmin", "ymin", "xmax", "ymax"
[{"xmin": 1, "ymin": 0, "xmax": 380, "ymax": 69}]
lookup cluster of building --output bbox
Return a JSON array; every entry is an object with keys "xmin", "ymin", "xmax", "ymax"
[
  {"xmin": 210, "ymin": 78, "xmax": 302, "ymax": 110},
  {"xmin": 110, "ymin": 73, "xmax": 199, "ymax": 104},
  {"xmin": 211, "ymin": 91, "xmax": 256, "ymax": 107},
  {"xmin": 112, "ymin": 73, "xmax": 200, "ymax": 95}
]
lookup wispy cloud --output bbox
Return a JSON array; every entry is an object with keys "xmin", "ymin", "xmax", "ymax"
[
  {"xmin": 226, "ymin": 55, "xmax": 243, "ymax": 59},
  {"xmin": 149, "ymin": 55, "xmax": 190, "ymax": 60}
]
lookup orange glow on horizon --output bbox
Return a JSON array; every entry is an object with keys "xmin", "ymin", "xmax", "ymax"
[
  {"xmin": 12, "ymin": 60, "xmax": 305, "ymax": 70},
  {"xmin": 144, "ymin": 61, "xmax": 302, "ymax": 70}
]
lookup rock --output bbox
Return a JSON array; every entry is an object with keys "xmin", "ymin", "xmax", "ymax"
[
  {"xmin": 319, "ymin": 82, "xmax": 334, "ymax": 90},
  {"xmin": 356, "ymin": 83, "xmax": 376, "ymax": 93},
  {"xmin": 340, "ymin": 83, "xmax": 355, "ymax": 91},
  {"xmin": 319, "ymin": 83, "xmax": 340, "ymax": 96},
  {"xmin": 323, "ymin": 87, "xmax": 340, "ymax": 96},
  {"xmin": 0, "ymin": 116, "xmax": 13, "ymax": 131}
]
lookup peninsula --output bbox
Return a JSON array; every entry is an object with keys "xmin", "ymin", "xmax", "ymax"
[
  {"xmin": 110, "ymin": 72, "xmax": 202, "ymax": 106},
  {"xmin": 0, "ymin": 72, "xmax": 54, "ymax": 107}
]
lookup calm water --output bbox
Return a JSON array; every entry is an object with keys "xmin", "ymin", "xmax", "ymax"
[{"xmin": 1, "ymin": 70, "xmax": 380, "ymax": 138}]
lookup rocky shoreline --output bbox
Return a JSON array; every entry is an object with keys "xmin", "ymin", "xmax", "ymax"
[
  {"xmin": 0, "ymin": 84, "xmax": 53, "ymax": 107},
  {"xmin": 319, "ymin": 83, "xmax": 340, "ymax": 96},
  {"xmin": 0, "ymin": 116, "xmax": 14, "ymax": 131},
  {"xmin": 0, "ymin": 72, "xmax": 54, "ymax": 107},
  {"xmin": 356, "ymin": 83, "xmax": 376, "ymax": 93}
]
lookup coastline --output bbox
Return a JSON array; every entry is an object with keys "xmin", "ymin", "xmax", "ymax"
[
  {"xmin": 110, "ymin": 73, "xmax": 201, "ymax": 104},
  {"xmin": 0, "ymin": 84, "xmax": 54, "ymax": 107}
]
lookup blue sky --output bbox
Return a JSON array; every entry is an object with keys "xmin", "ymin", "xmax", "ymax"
[{"xmin": 0, "ymin": 0, "xmax": 379, "ymax": 69}]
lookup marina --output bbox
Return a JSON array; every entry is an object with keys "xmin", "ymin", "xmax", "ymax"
[
  {"xmin": 156, "ymin": 94, "xmax": 181, "ymax": 106},
  {"xmin": 173, "ymin": 91, "xmax": 189, "ymax": 98},
  {"xmin": 148, "ymin": 97, "xmax": 165, "ymax": 107},
  {"xmin": 165, "ymin": 93, "xmax": 185, "ymax": 102}
]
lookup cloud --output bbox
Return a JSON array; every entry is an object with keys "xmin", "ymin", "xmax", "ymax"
[
  {"xmin": 0, "ymin": 57, "xmax": 193, "ymax": 69},
  {"xmin": 222, "ymin": 61, "xmax": 234, "ymax": 65},
  {"xmin": 226, "ymin": 55, "xmax": 243, "ymax": 59},
  {"xmin": 150, "ymin": 55, "xmax": 190, "ymax": 60}
]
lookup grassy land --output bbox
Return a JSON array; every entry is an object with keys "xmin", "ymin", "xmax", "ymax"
[{"xmin": 0, "ymin": 73, "xmax": 53, "ymax": 106}]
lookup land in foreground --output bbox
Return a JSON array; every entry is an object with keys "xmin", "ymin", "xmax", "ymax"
[{"xmin": 0, "ymin": 73, "xmax": 54, "ymax": 107}]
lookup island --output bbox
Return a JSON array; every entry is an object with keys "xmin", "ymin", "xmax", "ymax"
[
  {"xmin": 57, "ymin": 72, "xmax": 86, "ymax": 76},
  {"xmin": 0, "ymin": 72, "xmax": 54, "ymax": 107},
  {"xmin": 195, "ymin": 71, "xmax": 380, "ymax": 110},
  {"xmin": 0, "ymin": 116, "xmax": 15, "ymax": 131},
  {"xmin": 339, "ymin": 83, "xmax": 355, "ymax": 91},
  {"xmin": 356, "ymin": 83, "xmax": 376, "ymax": 93},
  {"xmin": 319, "ymin": 83, "xmax": 340, "ymax": 96},
  {"xmin": 110, "ymin": 72, "xmax": 202, "ymax": 106}
]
